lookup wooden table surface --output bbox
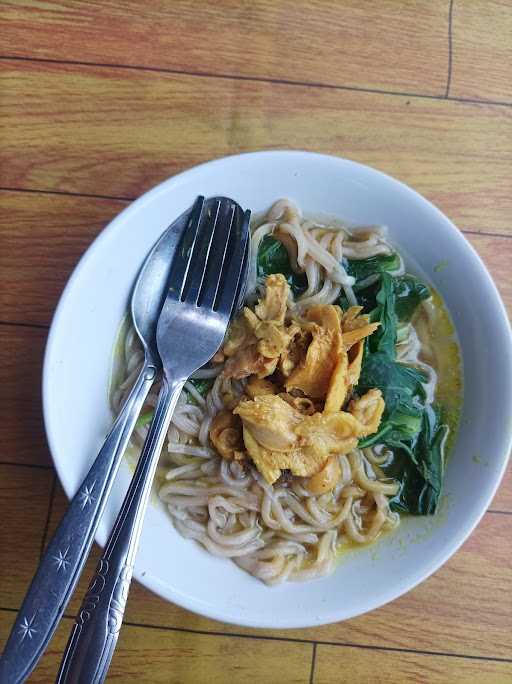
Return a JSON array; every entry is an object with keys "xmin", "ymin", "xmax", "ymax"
[{"xmin": 1, "ymin": 2, "xmax": 511, "ymax": 682}]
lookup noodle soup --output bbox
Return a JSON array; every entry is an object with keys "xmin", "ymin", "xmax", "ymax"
[{"xmin": 112, "ymin": 199, "xmax": 462, "ymax": 585}]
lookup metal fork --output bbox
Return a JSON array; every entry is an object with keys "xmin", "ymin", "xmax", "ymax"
[
  {"xmin": 0, "ymin": 200, "xmax": 200, "ymax": 684},
  {"xmin": 56, "ymin": 197, "xmax": 250, "ymax": 684}
]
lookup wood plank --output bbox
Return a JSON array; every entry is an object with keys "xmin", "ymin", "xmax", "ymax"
[
  {"xmin": 0, "ymin": 191, "xmax": 127, "ymax": 326},
  {"xmin": 450, "ymin": 1, "xmax": 512, "ymax": 104},
  {"xmin": 46, "ymin": 486, "xmax": 512, "ymax": 659},
  {"xmin": 303, "ymin": 512, "xmax": 512, "ymax": 659},
  {"xmin": 1, "ymin": 193, "xmax": 510, "ymax": 328},
  {"xmin": 464, "ymin": 233, "xmax": 512, "ymax": 322},
  {"xmin": 0, "ymin": 611, "xmax": 313, "ymax": 683},
  {"xmin": 1, "ymin": 61, "xmax": 512, "ymax": 233},
  {"xmin": 1, "ymin": 0, "xmax": 450, "ymax": 96},
  {"xmin": 314, "ymin": 643, "xmax": 512, "ymax": 683},
  {"xmin": 1, "ymin": 208, "xmax": 507, "ymax": 481},
  {"xmin": 490, "ymin": 463, "xmax": 512, "ymax": 513},
  {"xmin": 0, "ymin": 465, "xmax": 53, "ymax": 608},
  {"xmin": 0, "ymin": 326, "xmax": 52, "ymax": 467},
  {"xmin": 458, "ymin": 233, "xmax": 512, "ymax": 512}
]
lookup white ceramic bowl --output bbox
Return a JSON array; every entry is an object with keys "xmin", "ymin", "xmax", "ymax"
[{"xmin": 43, "ymin": 151, "xmax": 512, "ymax": 628}]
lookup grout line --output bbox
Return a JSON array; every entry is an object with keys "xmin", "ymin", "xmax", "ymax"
[
  {"xmin": 445, "ymin": 0, "xmax": 454, "ymax": 97},
  {"xmin": 0, "ymin": 54, "xmax": 461, "ymax": 102},
  {"xmin": 118, "ymin": 620, "xmax": 512, "ymax": 664},
  {"xmin": 1, "ymin": 53, "xmax": 511, "ymax": 108},
  {"xmin": 462, "ymin": 229, "xmax": 512, "ymax": 240},
  {"xmin": 39, "ymin": 474, "xmax": 57, "ymax": 559},
  {"xmin": 0, "ymin": 54, "xmax": 447, "ymax": 100},
  {"xmin": 0, "ymin": 460, "xmax": 53, "ymax": 470},
  {"xmin": 0, "ymin": 605, "xmax": 510, "ymax": 664},
  {"xmin": 0, "ymin": 185, "xmax": 134, "ymax": 203},
  {"xmin": 447, "ymin": 95, "xmax": 512, "ymax": 108},
  {"xmin": 1, "ymin": 188, "xmax": 511, "ymax": 243},
  {"xmin": 0, "ymin": 320, "xmax": 50, "ymax": 331},
  {"xmin": 309, "ymin": 642, "xmax": 317, "ymax": 684},
  {"xmin": 487, "ymin": 509, "xmax": 512, "ymax": 516}
]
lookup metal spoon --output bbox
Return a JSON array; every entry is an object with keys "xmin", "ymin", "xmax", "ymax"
[
  {"xmin": 0, "ymin": 196, "xmax": 204, "ymax": 684},
  {"xmin": 57, "ymin": 196, "xmax": 250, "ymax": 684}
]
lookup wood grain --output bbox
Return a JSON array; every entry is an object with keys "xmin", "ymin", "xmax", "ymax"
[
  {"xmin": 451, "ymin": 1, "xmax": 512, "ymax": 104},
  {"xmin": 0, "ymin": 612, "xmax": 312, "ymax": 683},
  {"xmin": 313, "ymin": 644, "xmax": 512, "ymax": 683},
  {"xmin": 45, "ymin": 485, "xmax": 512, "ymax": 660},
  {"xmin": 0, "ymin": 326, "xmax": 51, "ymax": 467},
  {"xmin": 491, "ymin": 465, "xmax": 512, "ymax": 513},
  {"xmin": 490, "ymin": 461, "xmax": 512, "ymax": 512},
  {"xmin": 120, "ymin": 512, "xmax": 512, "ymax": 660},
  {"xmin": 1, "ymin": 3, "xmax": 511, "ymax": 680},
  {"xmin": 1, "ymin": 60, "xmax": 512, "ymax": 233},
  {"xmin": 0, "ymin": 191, "xmax": 127, "ymax": 326},
  {"xmin": 1, "ymin": 0, "xmax": 450, "ymax": 96},
  {"xmin": 1, "ymin": 192, "xmax": 510, "ymax": 329},
  {"xmin": 455, "ymin": 233, "xmax": 511, "ymax": 321},
  {"xmin": 0, "ymin": 465, "xmax": 54, "ymax": 608}
]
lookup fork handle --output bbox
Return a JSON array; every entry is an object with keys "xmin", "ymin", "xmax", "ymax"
[
  {"xmin": 56, "ymin": 375, "xmax": 184, "ymax": 684},
  {"xmin": 0, "ymin": 359, "xmax": 157, "ymax": 684}
]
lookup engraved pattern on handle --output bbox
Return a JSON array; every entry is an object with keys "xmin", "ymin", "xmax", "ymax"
[
  {"xmin": 77, "ymin": 558, "xmax": 110, "ymax": 626},
  {"xmin": 57, "ymin": 376, "xmax": 184, "ymax": 684},
  {"xmin": 108, "ymin": 564, "xmax": 133, "ymax": 634},
  {"xmin": 0, "ymin": 362, "xmax": 157, "ymax": 684}
]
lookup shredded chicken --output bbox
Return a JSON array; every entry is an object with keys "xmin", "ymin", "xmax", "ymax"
[
  {"xmin": 285, "ymin": 305, "xmax": 343, "ymax": 399},
  {"xmin": 254, "ymin": 273, "xmax": 289, "ymax": 325},
  {"xmin": 324, "ymin": 351, "xmax": 349, "ymax": 413},
  {"xmin": 279, "ymin": 326, "xmax": 311, "ymax": 377},
  {"xmin": 347, "ymin": 339, "xmax": 365, "ymax": 386},
  {"xmin": 242, "ymin": 427, "xmax": 329, "ymax": 484},
  {"xmin": 305, "ymin": 455, "xmax": 342, "ymax": 494},
  {"xmin": 210, "ymin": 276, "xmax": 385, "ymax": 484},
  {"xmin": 209, "ymin": 410, "xmax": 245, "ymax": 460},
  {"xmin": 223, "ymin": 345, "xmax": 278, "ymax": 380},
  {"xmin": 234, "ymin": 395, "xmax": 303, "ymax": 452},
  {"xmin": 223, "ymin": 274, "xmax": 293, "ymax": 379},
  {"xmin": 234, "ymin": 390, "xmax": 384, "ymax": 484},
  {"xmin": 295, "ymin": 411, "xmax": 360, "ymax": 455},
  {"xmin": 341, "ymin": 305, "xmax": 380, "ymax": 350},
  {"xmin": 246, "ymin": 377, "xmax": 278, "ymax": 398},
  {"xmin": 348, "ymin": 388, "xmax": 385, "ymax": 437},
  {"xmin": 223, "ymin": 316, "xmax": 255, "ymax": 358},
  {"xmin": 279, "ymin": 393, "xmax": 317, "ymax": 415}
]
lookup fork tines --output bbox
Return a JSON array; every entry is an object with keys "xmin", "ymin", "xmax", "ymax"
[{"xmin": 168, "ymin": 196, "xmax": 250, "ymax": 315}]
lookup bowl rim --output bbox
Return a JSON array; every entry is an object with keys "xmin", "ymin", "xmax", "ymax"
[{"xmin": 42, "ymin": 150, "xmax": 512, "ymax": 628}]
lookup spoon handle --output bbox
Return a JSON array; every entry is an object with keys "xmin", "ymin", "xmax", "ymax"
[
  {"xmin": 56, "ymin": 375, "xmax": 184, "ymax": 684},
  {"xmin": 0, "ymin": 360, "xmax": 157, "ymax": 684}
]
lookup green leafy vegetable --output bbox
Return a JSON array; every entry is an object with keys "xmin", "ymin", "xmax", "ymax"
[
  {"xmin": 257, "ymin": 235, "xmax": 307, "ymax": 297},
  {"xmin": 379, "ymin": 449, "xmax": 436, "ymax": 514},
  {"xmin": 189, "ymin": 378, "xmax": 214, "ymax": 396},
  {"xmin": 135, "ymin": 410, "xmax": 154, "ymax": 429},
  {"xmin": 393, "ymin": 275, "xmax": 430, "ymax": 321},
  {"xmin": 358, "ymin": 352, "xmax": 426, "ymax": 448},
  {"xmin": 379, "ymin": 408, "xmax": 448, "ymax": 514},
  {"xmin": 338, "ymin": 281, "xmax": 380, "ymax": 314},
  {"xmin": 368, "ymin": 273, "xmax": 398, "ymax": 356},
  {"xmin": 340, "ymin": 255, "xmax": 430, "ymax": 323},
  {"xmin": 345, "ymin": 253, "xmax": 401, "ymax": 283},
  {"xmin": 186, "ymin": 377, "xmax": 214, "ymax": 405},
  {"xmin": 355, "ymin": 271, "xmax": 447, "ymax": 515},
  {"xmin": 358, "ymin": 352, "xmax": 427, "ymax": 409},
  {"xmin": 256, "ymin": 235, "xmax": 446, "ymax": 514},
  {"xmin": 412, "ymin": 406, "xmax": 447, "ymax": 495}
]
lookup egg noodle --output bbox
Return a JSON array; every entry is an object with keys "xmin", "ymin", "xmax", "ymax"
[{"xmin": 112, "ymin": 199, "xmax": 439, "ymax": 584}]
